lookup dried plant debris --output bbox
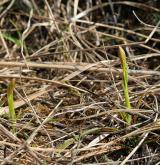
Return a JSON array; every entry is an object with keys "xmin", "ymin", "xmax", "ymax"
[{"xmin": 0, "ymin": 0, "xmax": 160, "ymax": 164}]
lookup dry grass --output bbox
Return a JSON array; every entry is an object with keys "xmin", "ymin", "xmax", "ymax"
[{"xmin": 0, "ymin": 0, "xmax": 160, "ymax": 164}]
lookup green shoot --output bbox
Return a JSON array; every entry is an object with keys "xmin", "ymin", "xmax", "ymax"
[
  {"xmin": 10, "ymin": 20, "xmax": 28, "ymax": 53},
  {"xmin": 2, "ymin": 21, "xmax": 27, "ymax": 52},
  {"xmin": 56, "ymin": 138, "xmax": 75, "ymax": 154},
  {"xmin": 7, "ymin": 79, "xmax": 16, "ymax": 132},
  {"xmin": 118, "ymin": 46, "xmax": 132, "ymax": 124},
  {"xmin": 2, "ymin": 32, "xmax": 22, "ymax": 46}
]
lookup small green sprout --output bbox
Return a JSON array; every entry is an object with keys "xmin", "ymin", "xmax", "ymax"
[
  {"xmin": 118, "ymin": 46, "xmax": 132, "ymax": 124},
  {"xmin": 7, "ymin": 79, "xmax": 16, "ymax": 132}
]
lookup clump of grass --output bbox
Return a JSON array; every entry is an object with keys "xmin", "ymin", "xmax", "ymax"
[
  {"xmin": 7, "ymin": 79, "xmax": 16, "ymax": 132},
  {"xmin": 118, "ymin": 46, "xmax": 132, "ymax": 124}
]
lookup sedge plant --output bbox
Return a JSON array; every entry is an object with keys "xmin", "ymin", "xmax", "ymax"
[{"xmin": 118, "ymin": 46, "xmax": 132, "ymax": 124}]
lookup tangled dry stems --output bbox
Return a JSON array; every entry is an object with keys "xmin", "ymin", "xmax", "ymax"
[{"xmin": 0, "ymin": 0, "xmax": 160, "ymax": 164}]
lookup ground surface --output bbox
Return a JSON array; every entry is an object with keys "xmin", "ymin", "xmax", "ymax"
[{"xmin": 0, "ymin": 0, "xmax": 160, "ymax": 164}]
